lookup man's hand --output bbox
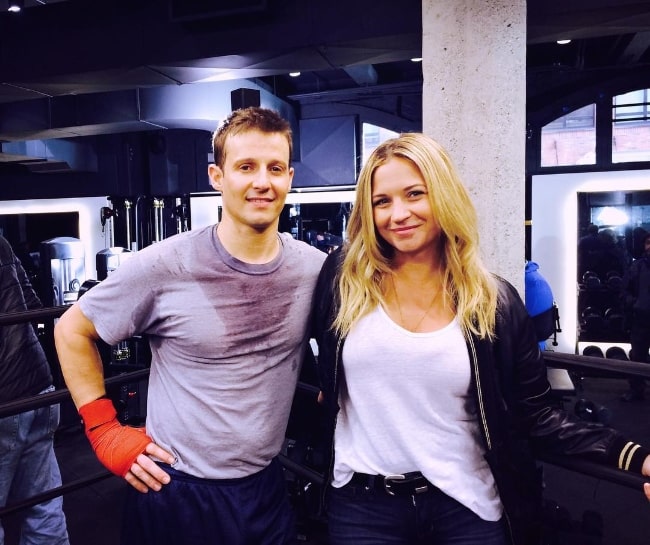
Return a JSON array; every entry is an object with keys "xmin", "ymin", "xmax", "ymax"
[
  {"xmin": 79, "ymin": 398, "xmax": 175, "ymax": 493},
  {"xmin": 125, "ymin": 442, "xmax": 176, "ymax": 493}
]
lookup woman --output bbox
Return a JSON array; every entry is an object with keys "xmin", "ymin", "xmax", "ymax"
[{"xmin": 312, "ymin": 133, "xmax": 650, "ymax": 545}]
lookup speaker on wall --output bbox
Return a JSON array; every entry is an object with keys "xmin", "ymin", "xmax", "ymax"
[{"xmin": 230, "ymin": 88, "xmax": 261, "ymax": 111}]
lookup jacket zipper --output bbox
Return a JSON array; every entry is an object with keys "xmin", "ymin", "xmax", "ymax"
[
  {"xmin": 468, "ymin": 333, "xmax": 516, "ymax": 544},
  {"xmin": 322, "ymin": 334, "xmax": 344, "ymax": 508},
  {"xmin": 467, "ymin": 334, "xmax": 491, "ymax": 451},
  {"xmin": 334, "ymin": 335, "xmax": 342, "ymax": 404}
]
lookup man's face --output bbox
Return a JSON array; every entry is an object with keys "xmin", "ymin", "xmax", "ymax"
[{"xmin": 208, "ymin": 130, "xmax": 293, "ymax": 233}]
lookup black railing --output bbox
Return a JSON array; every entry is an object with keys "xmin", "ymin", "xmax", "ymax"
[
  {"xmin": 0, "ymin": 369, "xmax": 150, "ymax": 420},
  {"xmin": 0, "ymin": 372, "xmax": 323, "ymax": 518},
  {"xmin": 2, "ymin": 304, "xmax": 649, "ymax": 518},
  {"xmin": 544, "ymin": 350, "xmax": 650, "ymax": 379},
  {"xmin": 529, "ymin": 350, "xmax": 650, "ymax": 489},
  {"xmin": 0, "ymin": 304, "xmax": 70, "ymax": 326}
]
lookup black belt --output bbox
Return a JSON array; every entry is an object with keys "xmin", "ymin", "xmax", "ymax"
[{"xmin": 348, "ymin": 471, "xmax": 432, "ymax": 496}]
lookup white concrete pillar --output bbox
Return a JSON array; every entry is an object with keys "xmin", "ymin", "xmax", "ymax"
[{"xmin": 421, "ymin": 0, "xmax": 526, "ymax": 292}]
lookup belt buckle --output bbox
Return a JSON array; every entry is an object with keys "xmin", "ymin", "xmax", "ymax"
[{"xmin": 383, "ymin": 474, "xmax": 405, "ymax": 496}]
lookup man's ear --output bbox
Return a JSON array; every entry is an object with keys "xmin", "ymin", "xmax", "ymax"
[
  {"xmin": 288, "ymin": 166, "xmax": 295, "ymax": 191},
  {"xmin": 208, "ymin": 164, "xmax": 223, "ymax": 192}
]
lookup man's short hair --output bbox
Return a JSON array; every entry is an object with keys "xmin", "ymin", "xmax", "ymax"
[{"xmin": 211, "ymin": 107, "xmax": 293, "ymax": 168}]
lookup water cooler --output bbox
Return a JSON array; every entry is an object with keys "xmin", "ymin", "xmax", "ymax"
[{"xmin": 39, "ymin": 237, "xmax": 86, "ymax": 307}]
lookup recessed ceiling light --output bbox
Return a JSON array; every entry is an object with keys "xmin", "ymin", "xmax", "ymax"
[
  {"xmin": 8, "ymin": 0, "xmax": 23, "ymax": 12},
  {"xmin": 410, "ymin": 57, "xmax": 423, "ymax": 62},
  {"xmin": 556, "ymin": 39, "xmax": 572, "ymax": 45},
  {"xmin": 289, "ymin": 71, "xmax": 301, "ymax": 77}
]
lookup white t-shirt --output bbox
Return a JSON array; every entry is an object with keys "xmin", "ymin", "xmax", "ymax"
[{"xmin": 333, "ymin": 305, "xmax": 503, "ymax": 521}]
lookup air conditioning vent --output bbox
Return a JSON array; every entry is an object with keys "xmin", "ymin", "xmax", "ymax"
[{"xmin": 169, "ymin": 0, "xmax": 268, "ymax": 22}]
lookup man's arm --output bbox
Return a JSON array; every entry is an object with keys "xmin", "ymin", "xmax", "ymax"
[
  {"xmin": 54, "ymin": 303, "xmax": 107, "ymax": 408},
  {"xmin": 54, "ymin": 303, "xmax": 175, "ymax": 492}
]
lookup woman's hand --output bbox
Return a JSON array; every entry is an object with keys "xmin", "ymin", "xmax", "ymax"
[{"xmin": 642, "ymin": 455, "xmax": 650, "ymax": 501}]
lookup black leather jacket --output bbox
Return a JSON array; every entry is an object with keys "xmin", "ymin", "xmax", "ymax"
[
  {"xmin": 312, "ymin": 248, "xmax": 648, "ymax": 545},
  {"xmin": 0, "ymin": 236, "xmax": 52, "ymax": 403}
]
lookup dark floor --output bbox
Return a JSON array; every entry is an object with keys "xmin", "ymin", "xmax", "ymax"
[{"xmin": 5, "ymin": 375, "xmax": 650, "ymax": 545}]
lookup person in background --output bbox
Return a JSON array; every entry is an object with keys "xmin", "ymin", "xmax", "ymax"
[
  {"xmin": 620, "ymin": 230, "xmax": 650, "ymax": 402},
  {"xmin": 524, "ymin": 260, "xmax": 556, "ymax": 350},
  {"xmin": 597, "ymin": 227, "xmax": 628, "ymax": 279},
  {"xmin": 578, "ymin": 223, "xmax": 604, "ymax": 280},
  {"xmin": 312, "ymin": 133, "xmax": 650, "ymax": 545},
  {"xmin": 0, "ymin": 234, "xmax": 70, "ymax": 545},
  {"xmin": 53, "ymin": 107, "xmax": 326, "ymax": 545}
]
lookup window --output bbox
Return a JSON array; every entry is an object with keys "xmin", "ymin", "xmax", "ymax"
[
  {"xmin": 612, "ymin": 89, "xmax": 650, "ymax": 163},
  {"xmin": 613, "ymin": 89, "xmax": 649, "ymax": 123},
  {"xmin": 361, "ymin": 123, "xmax": 398, "ymax": 166},
  {"xmin": 541, "ymin": 105, "xmax": 596, "ymax": 166}
]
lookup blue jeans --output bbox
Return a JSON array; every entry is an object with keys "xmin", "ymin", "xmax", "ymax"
[
  {"xmin": 121, "ymin": 457, "xmax": 295, "ymax": 545},
  {"xmin": 327, "ymin": 480, "xmax": 507, "ymax": 545},
  {"xmin": 0, "ymin": 388, "xmax": 69, "ymax": 545}
]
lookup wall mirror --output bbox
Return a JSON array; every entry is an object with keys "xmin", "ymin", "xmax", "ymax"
[{"xmin": 576, "ymin": 190, "xmax": 650, "ymax": 346}]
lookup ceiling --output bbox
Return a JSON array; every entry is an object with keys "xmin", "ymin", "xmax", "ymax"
[
  {"xmin": 0, "ymin": 0, "xmax": 649, "ymax": 142},
  {"xmin": 0, "ymin": 0, "xmax": 422, "ymax": 143},
  {"xmin": 527, "ymin": 1, "xmax": 650, "ymax": 120}
]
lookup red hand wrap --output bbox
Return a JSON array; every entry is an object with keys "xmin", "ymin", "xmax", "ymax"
[{"xmin": 78, "ymin": 397, "xmax": 152, "ymax": 478}]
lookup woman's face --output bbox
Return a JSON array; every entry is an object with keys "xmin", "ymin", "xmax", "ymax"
[{"xmin": 371, "ymin": 156, "xmax": 441, "ymax": 261}]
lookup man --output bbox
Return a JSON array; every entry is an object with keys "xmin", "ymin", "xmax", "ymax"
[
  {"xmin": 0, "ymin": 235, "xmax": 70, "ymax": 545},
  {"xmin": 54, "ymin": 107, "xmax": 326, "ymax": 545},
  {"xmin": 620, "ymin": 231, "xmax": 650, "ymax": 401}
]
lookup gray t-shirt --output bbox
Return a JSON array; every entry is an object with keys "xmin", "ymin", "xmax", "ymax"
[{"xmin": 79, "ymin": 226, "xmax": 325, "ymax": 478}]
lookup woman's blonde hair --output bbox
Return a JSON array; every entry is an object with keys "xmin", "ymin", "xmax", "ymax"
[{"xmin": 334, "ymin": 132, "xmax": 497, "ymax": 339}]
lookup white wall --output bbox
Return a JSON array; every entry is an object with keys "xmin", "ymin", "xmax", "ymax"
[{"xmin": 531, "ymin": 170, "xmax": 650, "ymax": 354}]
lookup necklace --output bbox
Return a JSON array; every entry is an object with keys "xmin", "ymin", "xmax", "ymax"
[{"xmin": 391, "ymin": 275, "xmax": 439, "ymax": 332}]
